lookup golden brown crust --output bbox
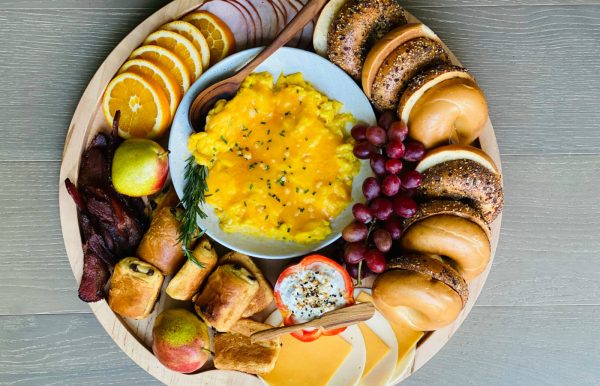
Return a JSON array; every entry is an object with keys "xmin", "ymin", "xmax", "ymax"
[
  {"xmin": 108, "ymin": 257, "xmax": 164, "ymax": 320},
  {"xmin": 370, "ymin": 37, "xmax": 448, "ymax": 111},
  {"xmin": 219, "ymin": 251, "xmax": 274, "ymax": 317},
  {"xmin": 416, "ymin": 144, "xmax": 499, "ymax": 174},
  {"xmin": 137, "ymin": 207, "xmax": 185, "ymax": 276},
  {"xmin": 403, "ymin": 77, "xmax": 488, "ymax": 149},
  {"xmin": 166, "ymin": 237, "xmax": 218, "ymax": 301},
  {"xmin": 194, "ymin": 264, "xmax": 259, "ymax": 332},
  {"xmin": 399, "ymin": 64, "xmax": 472, "ymax": 120},
  {"xmin": 403, "ymin": 199, "xmax": 490, "ymax": 240},
  {"xmin": 214, "ymin": 318, "xmax": 281, "ymax": 374},
  {"xmin": 327, "ymin": 0, "xmax": 406, "ymax": 80},
  {"xmin": 400, "ymin": 214, "xmax": 491, "ymax": 281},
  {"xmin": 387, "ymin": 254, "xmax": 468, "ymax": 305},
  {"xmin": 416, "ymin": 159, "xmax": 504, "ymax": 223}
]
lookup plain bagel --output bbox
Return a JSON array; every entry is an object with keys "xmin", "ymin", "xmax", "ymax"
[
  {"xmin": 400, "ymin": 201, "xmax": 491, "ymax": 282},
  {"xmin": 399, "ymin": 64, "xmax": 488, "ymax": 148},
  {"xmin": 372, "ymin": 254, "xmax": 467, "ymax": 331},
  {"xmin": 416, "ymin": 145, "xmax": 504, "ymax": 223},
  {"xmin": 327, "ymin": 0, "xmax": 406, "ymax": 80}
]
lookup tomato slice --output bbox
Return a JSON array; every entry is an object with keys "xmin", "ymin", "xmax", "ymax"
[{"xmin": 274, "ymin": 255, "xmax": 354, "ymax": 342}]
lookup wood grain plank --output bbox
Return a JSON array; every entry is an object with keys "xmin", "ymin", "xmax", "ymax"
[
  {"xmin": 1, "ymin": 154, "xmax": 599, "ymax": 315},
  {"xmin": 1, "ymin": 5, "xmax": 600, "ymax": 160},
  {"xmin": 1, "ymin": 306, "xmax": 598, "ymax": 385}
]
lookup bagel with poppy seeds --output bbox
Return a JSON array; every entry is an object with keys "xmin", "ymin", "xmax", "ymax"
[
  {"xmin": 399, "ymin": 64, "xmax": 488, "ymax": 148},
  {"xmin": 327, "ymin": 0, "xmax": 407, "ymax": 80},
  {"xmin": 372, "ymin": 254, "xmax": 467, "ymax": 331},
  {"xmin": 415, "ymin": 145, "xmax": 504, "ymax": 223},
  {"xmin": 362, "ymin": 23, "xmax": 441, "ymax": 99},
  {"xmin": 369, "ymin": 37, "xmax": 448, "ymax": 111},
  {"xmin": 400, "ymin": 200, "xmax": 491, "ymax": 282}
]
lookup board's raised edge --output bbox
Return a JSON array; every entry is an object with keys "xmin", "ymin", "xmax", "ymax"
[{"xmin": 58, "ymin": 2, "xmax": 503, "ymax": 385}]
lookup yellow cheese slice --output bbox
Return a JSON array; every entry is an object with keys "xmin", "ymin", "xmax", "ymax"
[
  {"xmin": 357, "ymin": 292, "xmax": 424, "ymax": 371},
  {"xmin": 357, "ymin": 322, "xmax": 390, "ymax": 379},
  {"xmin": 261, "ymin": 333, "xmax": 352, "ymax": 386}
]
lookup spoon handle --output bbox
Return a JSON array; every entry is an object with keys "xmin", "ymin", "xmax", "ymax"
[
  {"xmin": 250, "ymin": 302, "xmax": 375, "ymax": 343},
  {"xmin": 233, "ymin": 0, "xmax": 329, "ymax": 80}
]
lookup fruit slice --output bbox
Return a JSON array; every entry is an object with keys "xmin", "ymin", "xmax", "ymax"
[
  {"xmin": 312, "ymin": 0, "xmax": 347, "ymax": 56},
  {"xmin": 119, "ymin": 58, "xmax": 181, "ymax": 117},
  {"xmin": 102, "ymin": 72, "xmax": 171, "ymax": 139},
  {"xmin": 143, "ymin": 30, "xmax": 203, "ymax": 81},
  {"xmin": 362, "ymin": 23, "xmax": 439, "ymax": 98},
  {"xmin": 183, "ymin": 11, "xmax": 235, "ymax": 65},
  {"xmin": 161, "ymin": 20, "xmax": 211, "ymax": 70},
  {"xmin": 129, "ymin": 45, "xmax": 191, "ymax": 94}
]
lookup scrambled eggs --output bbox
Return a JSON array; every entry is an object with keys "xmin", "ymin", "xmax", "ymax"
[{"xmin": 188, "ymin": 72, "xmax": 359, "ymax": 243}]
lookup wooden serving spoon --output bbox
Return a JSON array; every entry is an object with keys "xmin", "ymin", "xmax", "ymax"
[
  {"xmin": 189, "ymin": 0, "xmax": 330, "ymax": 130},
  {"xmin": 250, "ymin": 302, "xmax": 375, "ymax": 343}
]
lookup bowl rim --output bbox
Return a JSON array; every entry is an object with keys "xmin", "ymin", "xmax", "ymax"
[{"xmin": 168, "ymin": 46, "xmax": 376, "ymax": 259}]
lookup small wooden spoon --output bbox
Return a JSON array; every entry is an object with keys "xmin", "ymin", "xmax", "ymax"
[
  {"xmin": 189, "ymin": 0, "xmax": 329, "ymax": 130},
  {"xmin": 250, "ymin": 302, "xmax": 375, "ymax": 343}
]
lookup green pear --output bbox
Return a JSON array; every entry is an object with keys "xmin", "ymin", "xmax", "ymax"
[{"xmin": 112, "ymin": 139, "xmax": 169, "ymax": 197}]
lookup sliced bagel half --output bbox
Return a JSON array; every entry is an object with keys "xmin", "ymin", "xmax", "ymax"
[
  {"xmin": 372, "ymin": 253, "xmax": 468, "ymax": 331},
  {"xmin": 313, "ymin": 0, "xmax": 348, "ymax": 56},
  {"xmin": 362, "ymin": 23, "xmax": 440, "ymax": 98},
  {"xmin": 415, "ymin": 145, "xmax": 504, "ymax": 223}
]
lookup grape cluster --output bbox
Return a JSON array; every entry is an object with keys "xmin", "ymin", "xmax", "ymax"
[{"xmin": 343, "ymin": 112, "xmax": 426, "ymax": 279}]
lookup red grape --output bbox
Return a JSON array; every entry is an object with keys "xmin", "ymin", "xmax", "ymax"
[
  {"xmin": 351, "ymin": 124, "xmax": 367, "ymax": 141},
  {"xmin": 366, "ymin": 126, "xmax": 387, "ymax": 146},
  {"xmin": 344, "ymin": 242, "xmax": 367, "ymax": 264},
  {"xmin": 403, "ymin": 141, "xmax": 426, "ymax": 162},
  {"xmin": 386, "ymin": 139, "xmax": 405, "ymax": 159},
  {"xmin": 378, "ymin": 111, "xmax": 395, "ymax": 130},
  {"xmin": 385, "ymin": 158, "xmax": 403, "ymax": 174},
  {"xmin": 353, "ymin": 141, "xmax": 376, "ymax": 159},
  {"xmin": 381, "ymin": 174, "xmax": 401, "ymax": 197},
  {"xmin": 401, "ymin": 170, "xmax": 422, "ymax": 189},
  {"xmin": 393, "ymin": 196, "xmax": 418, "ymax": 218},
  {"xmin": 362, "ymin": 177, "xmax": 381, "ymax": 200},
  {"xmin": 346, "ymin": 263, "xmax": 369, "ymax": 280},
  {"xmin": 384, "ymin": 218, "xmax": 403, "ymax": 240},
  {"xmin": 342, "ymin": 222, "xmax": 368, "ymax": 242},
  {"xmin": 388, "ymin": 121, "xmax": 408, "ymax": 142},
  {"xmin": 352, "ymin": 203, "xmax": 373, "ymax": 224},
  {"xmin": 369, "ymin": 197, "xmax": 393, "ymax": 220},
  {"xmin": 365, "ymin": 249, "xmax": 386, "ymax": 273},
  {"xmin": 370, "ymin": 153, "xmax": 387, "ymax": 175},
  {"xmin": 372, "ymin": 228, "xmax": 392, "ymax": 252}
]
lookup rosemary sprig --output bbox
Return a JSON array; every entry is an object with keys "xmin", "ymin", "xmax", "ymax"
[{"xmin": 177, "ymin": 156, "xmax": 208, "ymax": 268}]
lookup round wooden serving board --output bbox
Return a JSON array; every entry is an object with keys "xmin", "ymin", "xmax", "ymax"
[{"xmin": 58, "ymin": 1, "xmax": 503, "ymax": 385}]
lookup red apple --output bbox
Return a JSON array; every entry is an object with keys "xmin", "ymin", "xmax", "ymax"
[{"xmin": 152, "ymin": 309, "xmax": 210, "ymax": 373}]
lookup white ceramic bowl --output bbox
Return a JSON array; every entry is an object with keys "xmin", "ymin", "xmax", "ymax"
[{"xmin": 169, "ymin": 47, "xmax": 376, "ymax": 259}]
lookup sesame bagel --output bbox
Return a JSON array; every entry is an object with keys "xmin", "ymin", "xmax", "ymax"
[
  {"xmin": 362, "ymin": 23, "xmax": 440, "ymax": 98},
  {"xmin": 372, "ymin": 254, "xmax": 467, "ymax": 331},
  {"xmin": 370, "ymin": 37, "xmax": 448, "ymax": 111},
  {"xmin": 327, "ymin": 0, "xmax": 407, "ymax": 80},
  {"xmin": 416, "ymin": 149, "xmax": 504, "ymax": 223},
  {"xmin": 403, "ymin": 199, "xmax": 490, "ymax": 240}
]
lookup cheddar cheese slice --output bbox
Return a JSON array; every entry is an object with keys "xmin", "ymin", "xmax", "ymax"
[
  {"xmin": 358, "ymin": 322, "xmax": 390, "ymax": 379},
  {"xmin": 261, "ymin": 333, "xmax": 352, "ymax": 386}
]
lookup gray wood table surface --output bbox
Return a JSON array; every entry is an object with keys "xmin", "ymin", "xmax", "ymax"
[{"xmin": 1, "ymin": 0, "xmax": 599, "ymax": 385}]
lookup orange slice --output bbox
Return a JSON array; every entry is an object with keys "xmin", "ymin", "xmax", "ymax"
[
  {"xmin": 143, "ymin": 30, "xmax": 203, "ymax": 81},
  {"xmin": 119, "ymin": 58, "xmax": 181, "ymax": 117},
  {"xmin": 183, "ymin": 11, "xmax": 235, "ymax": 66},
  {"xmin": 102, "ymin": 72, "xmax": 171, "ymax": 139},
  {"xmin": 129, "ymin": 45, "xmax": 191, "ymax": 94},
  {"xmin": 161, "ymin": 20, "xmax": 211, "ymax": 70}
]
